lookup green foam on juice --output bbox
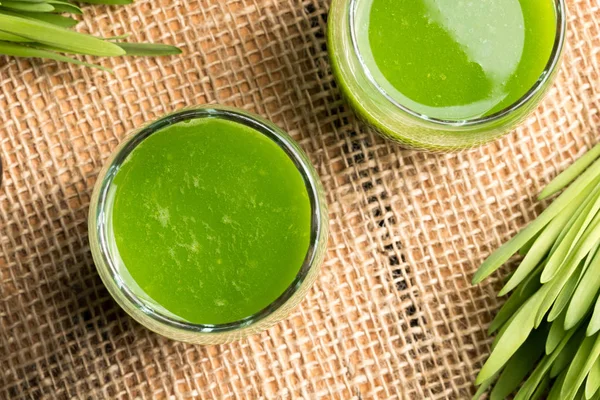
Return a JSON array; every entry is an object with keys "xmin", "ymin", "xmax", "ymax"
[
  {"xmin": 107, "ymin": 117, "xmax": 312, "ymax": 325},
  {"xmin": 356, "ymin": 0, "xmax": 557, "ymax": 121}
]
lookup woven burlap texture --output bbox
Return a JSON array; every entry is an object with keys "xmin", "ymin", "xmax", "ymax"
[{"xmin": 0, "ymin": 0, "xmax": 598, "ymax": 398}]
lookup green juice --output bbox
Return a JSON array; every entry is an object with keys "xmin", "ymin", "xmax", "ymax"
[
  {"xmin": 358, "ymin": 0, "xmax": 557, "ymax": 120},
  {"xmin": 107, "ymin": 117, "xmax": 312, "ymax": 325}
]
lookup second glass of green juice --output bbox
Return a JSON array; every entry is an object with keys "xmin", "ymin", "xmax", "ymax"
[
  {"xmin": 89, "ymin": 106, "xmax": 328, "ymax": 344},
  {"xmin": 328, "ymin": 0, "xmax": 566, "ymax": 150}
]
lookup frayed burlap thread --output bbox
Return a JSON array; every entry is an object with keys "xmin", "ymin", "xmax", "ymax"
[{"xmin": 0, "ymin": 0, "xmax": 599, "ymax": 398}]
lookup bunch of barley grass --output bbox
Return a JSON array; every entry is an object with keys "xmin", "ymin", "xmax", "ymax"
[
  {"xmin": 473, "ymin": 143, "xmax": 600, "ymax": 400},
  {"xmin": 0, "ymin": 0, "xmax": 181, "ymax": 72}
]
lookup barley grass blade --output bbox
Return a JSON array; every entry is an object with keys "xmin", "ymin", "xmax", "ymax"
[
  {"xmin": 489, "ymin": 263, "xmax": 542, "ymax": 334},
  {"xmin": 500, "ymin": 205, "xmax": 575, "ymax": 296},
  {"xmin": 542, "ymin": 184, "xmax": 600, "ymax": 283},
  {"xmin": 562, "ymin": 333, "xmax": 600, "ymax": 399},
  {"xmin": 46, "ymin": 0, "xmax": 82, "ymax": 14},
  {"xmin": 586, "ymin": 295, "xmax": 600, "ymax": 336},
  {"xmin": 519, "ymin": 231, "xmax": 541, "ymax": 256},
  {"xmin": 489, "ymin": 327, "xmax": 546, "ymax": 400},
  {"xmin": 0, "ymin": 13, "xmax": 124, "ymax": 56},
  {"xmin": 514, "ymin": 324, "xmax": 581, "ymax": 400},
  {"xmin": 472, "ymin": 373, "xmax": 499, "ymax": 400},
  {"xmin": 566, "ymin": 246, "xmax": 600, "ymax": 330},
  {"xmin": 586, "ymin": 357, "xmax": 600, "ymax": 399},
  {"xmin": 547, "ymin": 311, "xmax": 568, "ymax": 354},
  {"xmin": 551, "ymin": 328, "xmax": 586, "ymax": 378},
  {"xmin": 540, "ymin": 143, "xmax": 600, "ymax": 200},
  {"xmin": 549, "ymin": 258, "xmax": 590, "ymax": 322},
  {"xmin": 0, "ymin": 1, "xmax": 54, "ymax": 12},
  {"xmin": 476, "ymin": 290, "xmax": 545, "ymax": 384},
  {"xmin": 102, "ymin": 33, "xmax": 130, "ymax": 40},
  {"xmin": 116, "ymin": 42, "xmax": 182, "ymax": 56},
  {"xmin": 548, "ymin": 371, "xmax": 568, "ymax": 400},
  {"xmin": 75, "ymin": 0, "xmax": 133, "ymax": 4},
  {"xmin": 0, "ymin": 41, "xmax": 110, "ymax": 71},
  {"xmin": 536, "ymin": 258, "xmax": 582, "ymax": 327},
  {"xmin": 531, "ymin": 374, "xmax": 551, "ymax": 400},
  {"xmin": 472, "ymin": 162, "xmax": 600, "ymax": 284},
  {"xmin": 0, "ymin": 31, "xmax": 32, "ymax": 41},
  {"xmin": 0, "ymin": 9, "xmax": 79, "ymax": 27}
]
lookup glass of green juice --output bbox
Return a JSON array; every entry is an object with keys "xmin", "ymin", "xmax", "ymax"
[
  {"xmin": 89, "ymin": 106, "xmax": 328, "ymax": 344},
  {"xmin": 328, "ymin": 0, "xmax": 566, "ymax": 150}
]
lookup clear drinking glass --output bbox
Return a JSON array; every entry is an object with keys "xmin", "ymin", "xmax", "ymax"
[
  {"xmin": 88, "ymin": 106, "xmax": 329, "ymax": 345},
  {"xmin": 327, "ymin": 0, "xmax": 567, "ymax": 150}
]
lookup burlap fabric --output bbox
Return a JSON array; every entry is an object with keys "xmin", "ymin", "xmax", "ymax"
[{"xmin": 0, "ymin": 0, "xmax": 598, "ymax": 398}]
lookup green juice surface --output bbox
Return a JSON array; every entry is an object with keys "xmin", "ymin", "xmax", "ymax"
[
  {"xmin": 108, "ymin": 118, "xmax": 312, "ymax": 325},
  {"xmin": 360, "ymin": 0, "xmax": 556, "ymax": 120}
]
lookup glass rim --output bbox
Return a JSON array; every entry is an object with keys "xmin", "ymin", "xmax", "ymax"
[
  {"xmin": 91, "ymin": 106, "xmax": 326, "ymax": 335},
  {"xmin": 348, "ymin": 0, "xmax": 567, "ymax": 127}
]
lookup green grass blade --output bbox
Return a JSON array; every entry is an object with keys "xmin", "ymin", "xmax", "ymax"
[
  {"xmin": 587, "ymin": 295, "xmax": 600, "ymax": 336},
  {"xmin": 548, "ymin": 370, "xmax": 568, "ymax": 400},
  {"xmin": 0, "ymin": 1, "xmax": 54, "ymax": 12},
  {"xmin": 472, "ymin": 373, "xmax": 499, "ymax": 400},
  {"xmin": 540, "ymin": 143, "xmax": 600, "ymax": 200},
  {"xmin": 547, "ymin": 311, "xmax": 568, "ymax": 354},
  {"xmin": 492, "ymin": 285, "xmax": 548, "ymax": 350},
  {"xmin": 0, "ymin": 13, "xmax": 124, "ymax": 56},
  {"xmin": 515, "ymin": 324, "xmax": 582, "ymax": 400},
  {"xmin": 46, "ymin": 0, "xmax": 82, "ymax": 14},
  {"xmin": 500, "ymin": 205, "xmax": 574, "ymax": 295},
  {"xmin": 0, "ymin": 9, "xmax": 79, "ymax": 27},
  {"xmin": 33, "ymin": 39, "xmax": 181, "ymax": 58},
  {"xmin": 587, "ymin": 242, "xmax": 600, "ymax": 270},
  {"xmin": 520, "ymin": 259, "xmax": 547, "ymax": 296},
  {"xmin": 566, "ymin": 247, "xmax": 600, "ymax": 330},
  {"xmin": 550, "ymin": 258, "xmax": 590, "ymax": 322},
  {"xmin": 586, "ymin": 357, "xmax": 600, "ymax": 399},
  {"xmin": 115, "ymin": 42, "xmax": 182, "ymax": 56},
  {"xmin": 476, "ymin": 290, "xmax": 545, "ymax": 384},
  {"xmin": 29, "ymin": 42, "xmax": 87, "ymax": 54},
  {"xmin": 551, "ymin": 327, "xmax": 586, "ymax": 378},
  {"xmin": 562, "ymin": 333, "xmax": 600, "ymax": 400},
  {"xmin": 489, "ymin": 263, "xmax": 543, "ymax": 334},
  {"xmin": 102, "ymin": 33, "xmax": 131, "ymax": 41},
  {"xmin": 472, "ymin": 164, "xmax": 600, "ymax": 284},
  {"xmin": 568, "ymin": 188, "xmax": 600, "ymax": 255},
  {"xmin": 491, "ymin": 308, "xmax": 516, "ymax": 351},
  {"xmin": 0, "ymin": 31, "xmax": 33, "ymax": 41},
  {"xmin": 537, "ymin": 217, "xmax": 600, "ymax": 326},
  {"xmin": 542, "ymin": 184, "xmax": 600, "ymax": 283},
  {"xmin": 23, "ymin": 12, "xmax": 77, "ymax": 27},
  {"xmin": 0, "ymin": 41, "xmax": 111, "ymax": 71},
  {"xmin": 74, "ymin": 0, "xmax": 132, "ymax": 3},
  {"xmin": 519, "ymin": 231, "xmax": 541, "ymax": 256},
  {"xmin": 536, "ymin": 257, "xmax": 583, "ymax": 327},
  {"xmin": 548, "ymin": 181, "xmax": 600, "ymax": 259},
  {"xmin": 567, "ymin": 214, "xmax": 600, "ymax": 272},
  {"xmin": 530, "ymin": 373, "xmax": 550, "ymax": 400},
  {"xmin": 488, "ymin": 295, "xmax": 521, "ymax": 336},
  {"xmin": 490, "ymin": 327, "xmax": 547, "ymax": 400},
  {"xmin": 549, "ymin": 273, "xmax": 581, "ymax": 323}
]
